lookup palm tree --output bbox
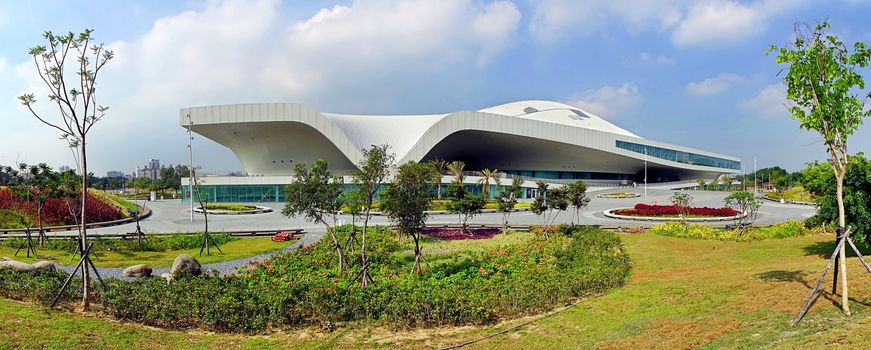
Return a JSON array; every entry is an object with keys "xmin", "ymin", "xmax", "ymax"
[
  {"xmin": 447, "ymin": 161, "xmax": 465, "ymax": 183},
  {"xmin": 478, "ymin": 168, "xmax": 499, "ymax": 199},
  {"xmin": 721, "ymin": 176, "xmax": 733, "ymax": 191},
  {"xmin": 430, "ymin": 159, "xmax": 448, "ymax": 199},
  {"xmin": 696, "ymin": 179, "xmax": 706, "ymax": 190}
]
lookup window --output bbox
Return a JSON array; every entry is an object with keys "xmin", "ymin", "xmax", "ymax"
[{"xmin": 615, "ymin": 141, "xmax": 740, "ymax": 170}]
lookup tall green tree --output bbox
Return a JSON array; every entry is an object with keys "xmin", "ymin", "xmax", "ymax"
[
  {"xmin": 478, "ymin": 168, "xmax": 499, "ymax": 199},
  {"xmin": 802, "ymin": 156, "xmax": 871, "ymax": 243},
  {"xmin": 17, "ymin": 29, "xmax": 113, "ymax": 308},
  {"xmin": 429, "ymin": 158, "xmax": 448, "ymax": 199},
  {"xmin": 531, "ymin": 181, "xmax": 549, "ymax": 226},
  {"xmin": 380, "ymin": 161, "xmax": 437, "ymax": 274},
  {"xmin": 447, "ymin": 160, "xmax": 465, "ymax": 183},
  {"xmin": 352, "ymin": 144, "xmax": 395, "ymax": 286},
  {"xmin": 445, "ymin": 182, "xmax": 485, "ymax": 233},
  {"xmin": 768, "ymin": 21, "xmax": 870, "ymax": 315},
  {"xmin": 283, "ymin": 160, "xmax": 348, "ymax": 272},
  {"xmin": 545, "ymin": 187, "xmax": 569, "ymax": 225},
  {"xmin": 18, "ymin": 163, "xmax": 57, "ymax": 246},
  {"xmin": 496, "ymin": 177, "xmax": 523, "ymax": 229}
]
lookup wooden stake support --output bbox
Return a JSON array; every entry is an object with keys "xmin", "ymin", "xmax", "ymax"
[
  {"xmin": 50, "ymin": 242, "xmax": 107, "ymax": 308},
  {"xmin": 790, "ymin": 227, "xmax": 870, "ymax": 326}
]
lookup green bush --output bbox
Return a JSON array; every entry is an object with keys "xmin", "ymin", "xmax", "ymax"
[
  {"xmin": 1, "ymin": 225, "xmax": 631, "ymax": 333},
  {"xmin": 649, "ymin": 221, "xmax": 813, "ymax": 242},
  {"xmin": 0, "ymin": 268, "xmax": 81, "ymax": 305},
  {"xmin": 204, "ymin": 204, "xmax": 258, "ymax": 211},
  {"xmin": 0, "ymin": 233, "xmax": 237, "ymax": 252}
]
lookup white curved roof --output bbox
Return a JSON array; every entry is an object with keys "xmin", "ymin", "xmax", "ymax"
[{"xmin": 479, "ymin": 100, "xmax": 638, "ymax": 137}]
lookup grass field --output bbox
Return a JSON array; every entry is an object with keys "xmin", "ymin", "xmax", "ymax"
[
  {"xmin": 0, "ymin": 237, "xmax": 293, "ymax": 268},
  {"xmin": 766, "ymin": 186, "xmax": 815, "ymax": 203},
  {"xmin": 1, "ymin": 233, "xmax": 868, "ymax": 349}
]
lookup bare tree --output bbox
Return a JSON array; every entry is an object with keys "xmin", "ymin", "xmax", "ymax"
[{"xmin": 17, "ymin": 29, "xmax": 113, "ymax": 309}]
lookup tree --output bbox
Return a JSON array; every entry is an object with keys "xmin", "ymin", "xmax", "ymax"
[
  {"xmin": 445, "ymin": 182, "xmax": 485, "ymax": 233},
  {"xmin": 565, "ymin": 180, "xmax": 590, "ymax": 225},
  {"xmin": 531, "ymin": 181, "xmax": 549, "ymax": 226},
  {"xmin": 496, "ymin": 177, "xmax": 523, "ymax": 229},
  {"xmin": 351, "ymin": 144, "xmax": 395, "ymax": 286},
  {"xmin": 545, "ymin": 186, "xmax": 569, "ymax": 225},
  {"xmin": 768, "ymin": 21, "xmax": 871, "ymax": 315},
  {"xmin": 190, "ymin": 167, "xmax": 222, "ymax": 257},
  {"xmin": 380, "ymin": 161, "xmax": 437, "ymax": 274},
  {"xmin": 17, "ymin": 29, "xmax": 113, "ymax": 308},
  {"xmin": 721, "ymin": 176, "xmax": 734, "ymax": 191},
  {"xmin": 18, "ymin": 163, "xmax": 57, "ymax": 246},
  {"xmin": 696, "ymin": 179, "xmax": 706, "ymax": 190},
  {"xmin": 283, "ymin": 160, "xmax": 348, "ymax": 272},
  {"xmin": 478, "ymin": 168, "xmax": 499, "ymax": 199},
  {"xmin": 724, "ymin": 191, "xmax": 762, "ymax": 233},
  {"xmin": 447, "ymin": 161, "xmax": 465, "ymax": 183},
  {"xmin": 802, "ymin": 156, "xmax": 871, "ymax": 243},
  {"xmin": 429, "ymin": 159, "xmax": 448, "ymax": 199},
  {"xmin": 670, "ymin": 192, "xmax": 693, "ymax": 233}
]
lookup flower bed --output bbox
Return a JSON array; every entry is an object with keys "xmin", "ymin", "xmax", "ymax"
[
  {"xmin": 0, "ymin": 188, "xmax": 126, "ymax": 227},
  {"xmin": 615, "ymin": 203, "xmax": 737, "ymax": 217},
  {"xmin": 597, "ymin": 192, "xmax": 641, "ymax": 199},
  {"xmin": 421, "ymin": 227, "xmax": 501, "ymax": 240}
]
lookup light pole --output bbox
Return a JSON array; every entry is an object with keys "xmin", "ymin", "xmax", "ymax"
[
  {"xmin": 187, "ymin": 114, "xmax": 194, "ymax": 222},
  {"xmin": 644, "ymin": 147, "xmax": 648, "ymax": 197}
]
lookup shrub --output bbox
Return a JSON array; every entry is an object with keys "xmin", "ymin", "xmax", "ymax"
[
  {"xmin": 615, "ymin": 204, "xmax": 737, "ymax": 217},
  {"xmin": 0, "ymin": 268, "xmax": 81, "ymax": 305},
  {"xmin": 0, "ymin": 233, "xmax": 237, "ymax": 252},
  {"xmin": 649, "ymin": 221, "xmax": 812, "ymax": 242},
  {"xmin": 204, "ymin": 204, "xmax": 258, "ymax": 211}
]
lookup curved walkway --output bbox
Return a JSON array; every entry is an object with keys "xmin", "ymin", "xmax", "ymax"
[{"xmin": 57, "ymin": 232, "xmax": 325, "ymax": 280}]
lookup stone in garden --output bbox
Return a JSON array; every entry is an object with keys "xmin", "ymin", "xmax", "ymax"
[
  {"xmin": 1, "ymin": 257, "xmax": 10, "ymax": 262},
  {"xmin": 170, "ymin": 254, "xmax": 202, "ymax": 276},
  {"xmin": 122, "ymin": 264, "xmax": 153, "ymax": 277},
  {"xmin": 160, "ymin": 273, "xmax": 173, "ymax": 283},
  {"xmin": 0, "ymin": 259, "xmax": 35, "ymax": 273},
  {"xmin": 32, "ymin": 260, "xmax": 56, "ymax": 271},
  {"xmin": 203, "ymin": 268, "xmax": 219, "ymax": 277}
]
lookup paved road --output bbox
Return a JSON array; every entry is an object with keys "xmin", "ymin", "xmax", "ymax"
[{"xmin": 47, "ymin": 188, "xmax": 813, "ymax": 279}]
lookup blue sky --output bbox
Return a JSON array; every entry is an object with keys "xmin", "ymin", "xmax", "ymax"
[{"xmin": 1, "ymin": 0, "xmax": 870, "ymax": 176}]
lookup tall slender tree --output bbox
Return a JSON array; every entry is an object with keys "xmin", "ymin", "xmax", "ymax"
[
  {"xmin": 352, "ymin": 145, "xmax": 395, "ymax": 286},
  {"xmin": 565, "ymin": 180, "xmax": 590, "ymax": 225},
  {"xmin": 429, "ymin": 158, "xmax": 448, "ymax": 199},
  {"xmin": 768, "ymin": 21, "xmax": 871, "ymax": 315},
  {"xmin": 17, "ymin": 30, "xmax": 113, "ymax": 308},
  {"xmin": 447, "ymin": 161, "xmax": 465, "ymax": 183},
  {"xmin": 381, "ymin": 161, "xmax": 437, "ymax": 274},
  {"xmin": 478, "ymin": 168, "xmax": 499, "ymax": 199}
]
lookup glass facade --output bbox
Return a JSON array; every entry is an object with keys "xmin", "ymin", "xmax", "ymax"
[
  {"xmin": 503, "ymin": 170, "xmax": 631, "ymax": 181},
  {"xmin": 615, "ymin": 140, "xmax": 740, "ymax": 170}
]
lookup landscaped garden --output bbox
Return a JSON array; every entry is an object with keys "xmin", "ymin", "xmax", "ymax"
[
  {"xmin": 613, "ymin": 203, "xmax": 738, "ymax": 218},
  {"xmin": 203, "ymin": 204, "xmax": 259, "ymax": 212},
  {"xmin": 0, "ymin": 187, "xmax": 135, "ymax": 229},
  {"xmin": 596, "ymin": 192, "xmax": 641, "ymax": 199},
  {"xmin": 0, "ymin": 234, "xmax": 294, "ymax": 268},
  {"xmin": 765, "ymin": 186, "xmax": 815, "ymax": 203}
]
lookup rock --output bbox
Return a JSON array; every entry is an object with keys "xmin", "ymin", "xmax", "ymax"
[
  {"xmin": 0, "ymin": 260, "xmax": 36, "ymax": 273},
  {"xmin": 1, "ymin": 257, "xmax": 10, "ymax": 262},
  {"xmin": 32, "ymin": 260, "xmax": 56, "ymax": 271},
  {"xmin": 160, "ymin": 273, "xmax": 174, "ymax": 283},
  {"xmin": 170, "ymin": 254, "xmax": 201, "ymax": 277},
  {"xmin": 202, "ymin": 268, "xmax": 220, "ymax": 277},
  {"xmin": 121, "ymin": 264, "xmax": 153, "ymax": 278}
]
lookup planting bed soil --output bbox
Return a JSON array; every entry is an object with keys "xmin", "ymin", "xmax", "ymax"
[{"xmin": 421, "ymin": 227, "xmax": 501, "ymax": 240}]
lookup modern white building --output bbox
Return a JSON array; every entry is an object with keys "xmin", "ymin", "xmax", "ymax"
[{"xmin": 179, "ymin": 100, "xmax": 740, "ymax": 202}]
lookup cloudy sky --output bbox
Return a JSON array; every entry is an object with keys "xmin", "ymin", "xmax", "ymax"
[{"xmin": 1, "ymin": 0, "xmax": 870, "ymax": 176}]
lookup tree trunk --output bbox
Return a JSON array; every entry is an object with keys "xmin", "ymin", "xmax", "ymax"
[
  {"xmin": 79, "ymin": 141, "xmax": 90, "ymax": 310},
  {"xmin": 360, "ymin": 207, "xmax": 371, "ymax": 286},
  {"xmin": 37, "ymin": 203, "xmax": 45, "ymax": 247},
  {"xmin": 324, "ymin": 221, "xmax": 347, "ymax": 273},
  {"xmin": 835, "ymin": 171, "xmax": 850, "ymax": 315}
]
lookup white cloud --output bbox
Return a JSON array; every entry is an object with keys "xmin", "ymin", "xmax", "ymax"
[
  {"xmin": 740, "ymin": 83, "xmax": 789, "ymax": 118},
  {"xmin": 566, "ymin": 83, "xmax": 640, "ymax": 118},
  {"xmin": 671, "ymin": 0, "xmax": 804, "ymax": 46},
  {"xmin": 530, "ymin": 0, "xmax": 683, "ymax": 42},
  {"xmin": 685, "ymin": 73, "xmax": 745, "ymax": 96},
  {"xmin": 6, "ymin": 0, "xmax": 523, "ymax": 173},
  {"xmin": 640, "ymin": 52, "xmax": 675, "ymax": 64}
]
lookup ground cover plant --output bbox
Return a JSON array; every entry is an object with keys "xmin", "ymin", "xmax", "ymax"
[
  {"xmin": 597, "ymin": 192, "xmax": 640, "ymax": 198},
  {"xmin": 765, "ymin": 186, "xmax": 814, "ymax": 203},
  {"xmin": 615, "ymin": 203, "xmax": 737, "ymax": 217},
  {"xmin": 647, "ymin": 220, "xmax": 823, "ymax": 242},
  {"xmin": 0, "ymin": 188, "xmax": 127, "ymax": 228},
  {"xmin": 1, "ymin": 225, "xmax": 630, "ymax": 334},
  {"xmin": 204, "ymin": 203, "xmax": 258, "ymax": 211},
  {"xmin": 421, "ymin": 227, "xmax": 501, "ymax": 240}
]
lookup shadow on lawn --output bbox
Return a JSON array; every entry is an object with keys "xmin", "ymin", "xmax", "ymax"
[
  {"xmin": 755, "ymin": 270, "xmax": 871, "ymax": 310},
  {"xmin": 801, "ymin": 239, "xmax": 871, "ymax": 258}
]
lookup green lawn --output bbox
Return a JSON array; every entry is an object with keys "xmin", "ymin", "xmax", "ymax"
[
  {"xmin": 1, "ymin": 233, "xmax": 868, "ymax": 349},
  {"xmin": 766, "ymin": 186, "xmax": 815, "ymax": 202},
  {"xmin": 0, "ymin": 237, "xmax": 293, "ymax": 268}
]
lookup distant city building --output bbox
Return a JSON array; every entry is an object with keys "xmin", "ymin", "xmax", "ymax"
[
  {"xmin": 135, "ymin": 158, "xmax": 160, "ymax": 181},
  {"xmin": 106, "ymin": 170, "xmax": 125, "ymax": 178}
]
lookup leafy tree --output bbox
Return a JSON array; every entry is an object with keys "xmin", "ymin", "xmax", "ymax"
[
  {"xmin": 159, "ymin": 166, "xmax": 181, "ymax": 192},
  {"xmin": 670, "ymin": 192, "xmax": 693, "ymax": 233},
  {"xmin": 531, "ymin": 181, "xmax": 549, "ymax": 225},
  {"xmin": 496, "ymin": 177, "xmax": 523, "ymax": 229},
  {"xmin": 351, "ymin": 144, "xmax": 395, "ymax": 286},
  {"xmin": 380, "ymin": 161, "xmax": 437, "ymax": 274},
  {"xmin": 17, "ymin": 29, "xmax": 113, "ymax": 308},
  {"xmin": 565, "ymin": 180, "xmax": 591, "ymax": 225},
  {"xmin": 0, "ymin": 165, "xmax": 19, "ymax": 186},
  {"xmin": 696, "ymin": 179, "xmax": 706, "ymax": 190},
  {"xmin": 18, "ymin": 163, "xmax": 57, "ymax": 246},
  {"xmin": 283, "ymin": 160, "xmax": 348, "ymax": 272},
  {"xmin": 802, "ymin": 155, "xmax": 871, "ymax": 243},
  {"xmin": 724, "ymin": 191, "xmax": 763, "ymax": 233},
  {"xmin": 768, "ymin": 21, "xmax": 871, "ymax": 314},
  {"xmin": 545, "ymin": 186, "xmax": 569, "ymax": 225},
  {"xmin": 429, "ymin": 158, "xmax": 448, "ymax": 199},
  {"xmin": 721, "ymin": 176, "xmax": 734, "ymax": 191},
  {"xmin": 478, "ymin": 168, "xmax": 499, "ymax": 199},
  {"xmin": 445, "ymin": 182, "xmax": 485, "ymax": 233}
]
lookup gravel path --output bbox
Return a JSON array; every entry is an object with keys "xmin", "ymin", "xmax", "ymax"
[{"xmin": 56, "ymin": 232, "xmax": 325, "ymax": 280}]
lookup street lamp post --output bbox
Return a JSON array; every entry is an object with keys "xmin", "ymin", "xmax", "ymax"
[
  {"xmin": 187, "ymin": 114, "xmax": 194, "ymax": 223},
  {"xmin": 753, "ymin": 156, "xmax": 758, "ymax": 194},
  {"xmin": 644, "ymin": 147, "xmax": 648, "ymax": 197}
]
